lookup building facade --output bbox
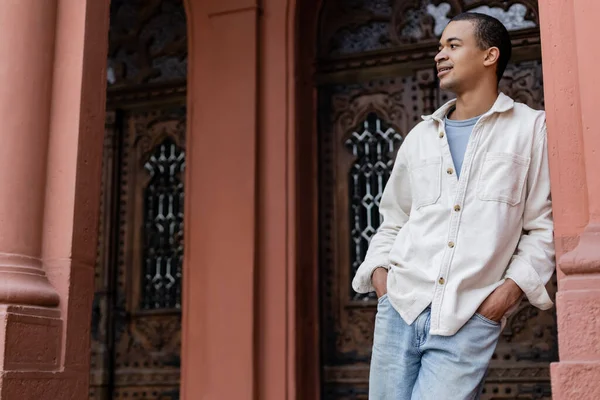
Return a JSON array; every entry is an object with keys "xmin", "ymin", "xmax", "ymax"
[{"xmin": 0, "ymin": 0, "xmax": 597, "ymax": 399}]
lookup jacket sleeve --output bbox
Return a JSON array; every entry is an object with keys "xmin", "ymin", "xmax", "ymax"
[
  {"xmin": 504, "ymin": 121, "xmax": 555, "ymax": 309},
  {"xmin": 351, "ymin": 143, "xmax": 412, "ymax": 293}
]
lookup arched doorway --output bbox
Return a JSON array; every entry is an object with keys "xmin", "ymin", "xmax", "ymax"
[
  {"xmin": 89, "ymin": 1, "xmax": 187, "ymax": 398},
  {"xmin": 313, "ymin": 1, "xmax": 557, "ymax": 398}
]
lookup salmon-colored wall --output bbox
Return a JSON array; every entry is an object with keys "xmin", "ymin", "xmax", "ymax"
[
  {"xmin": 181, "ymin": 1, "xmax": 258, "ymax": 399},
  {"xmin": 256, "ymin": 0, "xmax": 298, "ymax": 398},
  {"xmin": 540, "ymin": 0, "xmax": 600, "ymax": 398}
]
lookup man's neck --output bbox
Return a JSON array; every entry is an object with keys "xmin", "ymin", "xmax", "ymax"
[{"xmin": 448, "ymin": 87, "xmax": 499, "ymax": 121}]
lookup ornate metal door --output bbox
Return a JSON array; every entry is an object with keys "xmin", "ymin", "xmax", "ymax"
[
  {"xmin": 317, "ymin": 1, "xmax": 557, "ymax": 399},
  {"xmin": 89, "ymin": 1, "xmax": 187, "ymax": 399}
]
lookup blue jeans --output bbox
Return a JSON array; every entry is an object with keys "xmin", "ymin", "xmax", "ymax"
[{"xmin": 369, "ymin": 294, "xmax": 501, "ymax": 400}]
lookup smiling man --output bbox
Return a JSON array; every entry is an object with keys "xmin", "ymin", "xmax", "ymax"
[{"xmin": 352, "ymin": 13, "xmax": 555, "ymax": 400}]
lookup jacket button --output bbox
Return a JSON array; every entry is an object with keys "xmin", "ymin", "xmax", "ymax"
[
  {"xmin": 454, "ymin": 204, "xmax": 461, "ymax": 212},
  {"xmin": 447, "ymin": 168, "xmax": 454, "ymax": 175},
  {"xmin": 439, "ymin": 132, "xmax": 444, "ymax": 138},
  {"xmin": 439, "ymin": 277, "xmax": 445, "ymax": 285},
  {"xmin": 448, "ymin": 241, "xmax": 455, "ymax": 248}
]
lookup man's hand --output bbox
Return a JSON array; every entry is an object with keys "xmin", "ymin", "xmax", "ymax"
[
  {"xmin": 372, "ymin": 267, "xmax": 388, "ymax": 298},
  {"xmin": 477, "ymin": 278, "xmax": 523, "ymax": 322}
]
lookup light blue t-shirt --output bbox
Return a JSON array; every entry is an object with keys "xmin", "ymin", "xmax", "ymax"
[{"xmin": 444, "ymin": 113, "xmax": 481, "ymax": 178}]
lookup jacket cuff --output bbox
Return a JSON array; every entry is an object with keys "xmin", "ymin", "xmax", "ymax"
[
  {"xmin": 505, "ymin": 257, "xmax": 553, "ymax": 310},
  {"xmin": 351, "ymin": 258, "xmax": 389, "ymax": 294}
]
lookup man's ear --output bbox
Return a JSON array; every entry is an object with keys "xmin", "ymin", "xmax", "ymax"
[{"xmin": 483, "ymin": 47, "xmax": 500, "ymax": 67}]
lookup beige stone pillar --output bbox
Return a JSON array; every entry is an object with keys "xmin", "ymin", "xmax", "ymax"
[
  {"xmin": 540, "ymin": 0, "xmax": 600, "ymax": 398},
  {"xmin": 0, "ymin": 1, "xmax": 60, "ymax": 307}
]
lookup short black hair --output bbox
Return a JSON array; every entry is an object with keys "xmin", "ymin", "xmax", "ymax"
[{"xmin": 450, "ymin": 12, "xmax": 512, "ymax": 83}]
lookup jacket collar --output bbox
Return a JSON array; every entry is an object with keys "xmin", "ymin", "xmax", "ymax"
[{"xmin": 421, "ymin": 92, "xmax": 515, "ymax": 122}]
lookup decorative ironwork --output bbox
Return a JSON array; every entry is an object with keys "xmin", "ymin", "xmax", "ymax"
[
  {"xmin": 320, "ymin": 0, "xmax": 539, "ymax": 57},
  {"xmin": 331, "ymin": 22, "xmax": 392, "ymax": 55},
  {"xmin": 395, "ymin": 1, "xmax": 437, "ymax": 43},
  {"xmin": 500, "ymin": 60, "xmax": 544, "ymax": 109},
  {"xmin": 429, "ymin": 2, "xmax": 536, "ymax": 36},
  {"xmin": 91, "ymin": 106, "xmax": 186, "ymax": 399},
  {"xmin": 363, "ymin": 0, "xmax": 393, "ymax": 14},
  {"xmin": 93, "ymin": 1, "xmax": 187, "ymax": 399},
  {"xmin": 108, "ymin": 0, "xmax": 187, "ymax": 85},
  {"xmin": 345, "ymin": 114, "xmax": 402, "ymax": 291},
  {"xmin": 469, "ymin": 3, "xmax": 537, "ymax": 31},
  {"xmin": 141, "ymin": 138, "xmax": 185, "ymax": 310}
]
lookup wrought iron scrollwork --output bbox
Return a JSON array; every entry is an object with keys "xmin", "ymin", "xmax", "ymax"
[{"xmin": 141, "ymin": 138, "xmax": 185, "ymax": 310}]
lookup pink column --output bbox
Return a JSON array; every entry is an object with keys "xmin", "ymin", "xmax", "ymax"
[
  {"xmin": 0, "ymin": 0, "xmax": 110, "ymax": 398},
  {"xmin": 181, "ymin": 0, "xmax": 304, "ymax": 397},
  {"xmin": 181, "ymin": 0, "xmax": 259, "ymax": 398},
  {"xmin": 0, "ymin": 1, "xmax": 60, "ymax": 307},
  {"xmin": 540, "ymin": 0, "xmax": 600, "ymax": 398},
  {"xmin": 0, "ymin": 0, "xmax": 64, "ymax": 394},
  {"xmin": 256, "ymin": 0, "xmax": 298, "ymax": 398}
]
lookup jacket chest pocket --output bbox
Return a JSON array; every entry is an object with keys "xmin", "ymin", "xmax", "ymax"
[
  {"xmin": 410, "ymin": 156, "xmax": 442, "ymax": 209},
  {"xmin": 477, "ymin": 152, "xmax": 530, "ymax": 206}
]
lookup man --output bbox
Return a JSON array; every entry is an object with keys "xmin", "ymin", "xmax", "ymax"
[{"xmin": 352, "ymin": 13, "xmax": 555, "ymax": 400}]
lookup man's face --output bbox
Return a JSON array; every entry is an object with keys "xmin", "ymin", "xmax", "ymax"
[{"xmin": 435, "ymin": 20, "xmax": 490, "ymax": 93}]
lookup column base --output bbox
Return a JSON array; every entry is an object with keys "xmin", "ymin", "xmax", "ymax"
[
  {"xmin": 0, "ymin": 255, "xmax": 60, "ymax": 307},
  {"xmin": 560, "ymin": 222, "xmax": 600, "ymax": 275},
  {"xmin": 0, "ymin": 305, "xmax": 62, "ymax": 372}
]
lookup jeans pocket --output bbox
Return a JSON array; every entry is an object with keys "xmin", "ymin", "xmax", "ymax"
[
  {"xmin": 474, "ymin": 312, "xmax": 501, "ymax": 326},
  {"xmin": 377, "ymin": 293, "xmax": 388, "ymax": 304}
]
